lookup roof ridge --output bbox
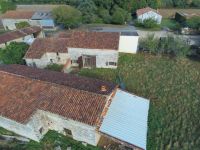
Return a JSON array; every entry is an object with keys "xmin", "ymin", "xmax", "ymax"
[{"xmin": 0, "ymin": 70, "xmax": 108, "ymax": 98}]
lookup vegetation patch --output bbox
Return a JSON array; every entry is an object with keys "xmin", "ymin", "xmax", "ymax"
[
  {"xmin": 79, "ymin": 53, "xmax": 200, "ymax": 149},
  {"xmin": 0, "ymin": 130, "xmax": 101, "ymax": 150},
  {"xmin": 45, "ymin": 64, "xmax": 64, "ymax": 72},
  {"xmin": 0, "ymin": 42, "xmax": 29, "ymax": 64}
]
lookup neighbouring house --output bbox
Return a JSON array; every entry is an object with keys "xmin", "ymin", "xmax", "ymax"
[
  {"xmin": 0, "ymin": 64, "xmax": 150, "ymax": 150},
  {"xmin": 0, "ymin": 26, "xmax": 44, "ymax": 48},
  {"xmin": 24, "ymin": 31, "xmax": 139, "ymax": 69},
  {"xmin": 136, "ymin": 7, "xmax": 162, "ymax": 24},
  {"xmin": 31, "ymin": 11, "xmax": 55, "ymax": 29},
  {"xmin": 1, "ymin": 10, "xmax": 55, "ymax": 30}
]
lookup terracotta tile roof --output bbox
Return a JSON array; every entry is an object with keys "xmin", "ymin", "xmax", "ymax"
[
  {"xmin": 25, "ymin": 31, "xmax": 120, "ymax": 59},
  {"xmin": 0, "ymin": 26, "xmax": 42, "ymax": 44},
  {"xmin": 2, "ymin": 11, "xmax": 35, "ymax": 19},
  {"xmin": 0, "ymin": 65, "xmax": 117, "ymax": 125},
  {"xmin": 24, "ymin": 38, "xmax": 68, "ymax": 58},
  {"xmin": 136, "ymin": 7, "xmax": 160, "ymax": 16},
  {"xmin": 0, "ymin": 64, "xmax": 117, "ymax": 95}
]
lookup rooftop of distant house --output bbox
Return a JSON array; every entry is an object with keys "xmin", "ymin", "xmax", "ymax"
[
  {"xmin": 0, "ymin": 64, "xmax": 117, "ymax": 125},
  {"xmin": 136, "ymin": 7, "xmax": 161, "ymax": 16},
  {"xmin": 0, "ymin": 26, "xmax": 41, "ymax": 45},
  {"xmin": 24, "ymin": 31, "xmax": 120, "ymax": 59},
  {"xmin": 2, "ymin": 10, "xmax": 35, "ymax": 19},
  {"xmin": 31, "ymin": 11, "xmax": 53, "ymax": 20},
  {"xmin": 16, "ymin": 4, "xmax": 63, "ymax": 12}
]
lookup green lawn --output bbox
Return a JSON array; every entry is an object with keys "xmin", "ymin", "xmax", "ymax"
[
  {"xmin": 79, "ymin": 53, "xmax": 200, "ymax": 150},
  {"xmin": 0, "ymin": 130, "xmax": 101, "ymax": 150}
]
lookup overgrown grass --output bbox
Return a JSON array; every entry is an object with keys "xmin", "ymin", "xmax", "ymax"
[
  {"xmin": 79, "ymin": 53, "xmax": 200, "ymax": 150},
  {"xmin": 0, "ymin": 130, "xmax": 101, "ymax": 150},
  {"xmin": 0, "ymin": 127, "xmax": 16, "ymax": 136},
  {"xmin": 161, "ymin": 18, "xmax": 180, "ymax": 30}
]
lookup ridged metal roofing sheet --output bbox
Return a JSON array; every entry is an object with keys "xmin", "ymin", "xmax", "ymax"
[{"xmin": 99, "ymin": 89, "xmax": 149, "ymax": 150}]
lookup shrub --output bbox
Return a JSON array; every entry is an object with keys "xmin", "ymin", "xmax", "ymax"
[
  {"xmin": 143, "ymin": 18, "xmax": 159, "ymax": 28},
  {"xmin": 15, "ymin": 21, "xmax": 30, "ymax": 29},
  {"xmin": 185, "ymin": 16, "xmax": 200, "ymax": 30},
  {"xmin": 45, "ymin": 64, "xmax": 64, "ymax": 72},
  {"xmin": 135, "ymin": 18, "xmax": 159, "ymax": 29},
  {"xmin": 0, "ymin": 1, "xmax": 16, "ymax": 13},
  {"xmin": 0, "ymin": 42, "xmax": 29, "ymax": 64},
  {"xmin": 140, "ymin": 34, "xmax": 191, "ymax": 57}
]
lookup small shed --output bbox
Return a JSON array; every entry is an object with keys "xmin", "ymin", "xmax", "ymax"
[{"xmin": 136, "ymin": 7, "xmax": 162, "ymax": 24}]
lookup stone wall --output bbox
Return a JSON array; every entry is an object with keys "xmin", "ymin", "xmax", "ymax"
[
  {"xmin": 68, "ymin": 48, "xmax": 118, "ymax": 69},
  {"xmin": 25, "ymin": 52, "xmax": 70, "ymax": 68},
  {"xmin": 0, "ymin": 109, "xmax": 102, "ymax": 146}
]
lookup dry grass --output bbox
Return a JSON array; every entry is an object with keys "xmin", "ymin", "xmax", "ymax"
[{"xmin": 158, "ymin": 9, "xmax": 200, "ymax": 18}]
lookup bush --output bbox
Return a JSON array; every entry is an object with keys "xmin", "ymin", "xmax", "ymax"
[
  {"xmin": 143, "ymin": 18, "xmax": 159, "ymax": 28},
  {"xmin": 0, "ymin": 1, "xmax": 16, "ymax": 13},
  {"xmin": 52, "ymin": 6, "xmax": 82, "ymax": 29},
  {"xmin": 185, "ymin": 16, "xmax": 200, "ymax": 30},
  {"xmin": 45, "ymin": 64, "xmax": 64, "ymax": 72},
  {"xmin": 15, "ymin": 21, "xmax": 30, "ymax": 29},
  {"xmin": 0, "ymin": 42, "xmax": 29, "ymax": 64},
  {"xmin": 135, "ymin": 18, "xmax": 159, "ymax": 29},
  {"xmin": 140, "ymin": 34, "xmax": 191, "ymax": 57}
]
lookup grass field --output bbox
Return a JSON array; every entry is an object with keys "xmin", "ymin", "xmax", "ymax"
[
  {"xmin": 158, "ymin": 8, "xmax": 200, "ymax": 18},
  {"xmin": 0, "ymin": 130, "xmax": 101, "ymax": 150},
  {"xmin": 79, "ymin": 53, "xmax": 200, "ymax": 150}
]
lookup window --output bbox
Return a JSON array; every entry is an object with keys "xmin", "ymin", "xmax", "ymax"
[
  {"xmin": 39, "ymin": 127, "xmax": 44, "ymax": 134},
  {"xmin": 56, "ymin": 52, "xmax": 59, "ymax": 56},
  {"xmin": 106, "ymin": 62, "xmax": 117, "ymax": 66},
  {"xmin": 64, "ymin": 128, "xmax": 72, "ymax": 137},
  {"xmin": 71, "ymin": 60, "xmax": 77, "ymax": 64},
  {"xmin": 50, "ymin": 59, "xmax": 53, "ymax": 63}
]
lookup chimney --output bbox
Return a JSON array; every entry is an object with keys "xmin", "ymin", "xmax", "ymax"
[{"xmin": 100, "ymin": 85, "xmax": 107, "ymax": 92}]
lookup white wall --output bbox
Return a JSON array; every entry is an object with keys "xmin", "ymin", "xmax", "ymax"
[
  {"xmin": 137, "ymin": 11, "xmax": 162, "ymax": 24},
  {"xmin": 2, "ymin": 19, "xmax": 32, "ymax": 30},
  {"xmin": 68, "ymin": 48, "xmax": 118, "ymax": 69},
  {"xmin": 25, "ymin": 52, "xmax": 70, "ymax": 68},
  {"xmin": 119, "ymin": 35, "xmax": 139, "ymax": 54},
  {"xmin": 0, "ymin": 116, "xmax": 39, "ymax": 141}
]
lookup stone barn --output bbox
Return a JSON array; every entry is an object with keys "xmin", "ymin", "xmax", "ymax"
[{"xmin": 0, "ymin": 65, "xmax": 149, "ymax": 150}]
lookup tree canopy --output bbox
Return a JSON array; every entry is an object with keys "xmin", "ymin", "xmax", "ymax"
[
  {"xmin": 52, "ymin": 5, "xmax": 82, "ymax": 29},
  {"xmin": 0, "ymin": 42, "xmax": 29, "ymax": 64},
  {"xmin": 0, "ymin": 1, "xmax": 16, "ymax": 13}
]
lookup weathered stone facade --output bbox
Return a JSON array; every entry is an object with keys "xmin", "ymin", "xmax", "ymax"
[{"xmin": 0, "ymin": 110, "xmax": 101, "ymax": 145}]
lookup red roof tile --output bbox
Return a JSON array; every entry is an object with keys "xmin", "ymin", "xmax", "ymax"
[
  {"xmin": 136, "ymin": 7, "xmax": 160, "ymax": 16},
  {"xmin": 0, "ymin": 65, "xmax": 117, "ymax": 125},
  {"xmin": 25, "ymin": 31, "xmax": 120, "ymax": 59},
  {"xmin": 0, "ymin": 26, "xmax": 41, "ymax": 44},
  {"xmin": 2, "ymin": 11, "xmax": 35, "ymax": 19}
]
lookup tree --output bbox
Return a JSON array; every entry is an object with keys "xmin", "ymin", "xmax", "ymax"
[
  {"xmin": 111, "ymin": 7, "xmax": 131, "ymax": 24},
  {"xmin": 0, "ymin": 42, "xmax": 29, "ymax": 64},
  {"xmin": 98, "ymin": 8, "xmax": 111, "ymax": 23},
  {"xmin": 77, "ymin": 0, "xmax": 97, "ymax": 23},
  {"xmin": 15, "ymin": 21, "xmax": 30, "ymax": 29},
  {"xmin": 0, "ymin": 1, "xmax": 16, "ymax": 13},
  {"xmin": 52, "ymin": 5, "xmax": 82, "ymax": 29}
]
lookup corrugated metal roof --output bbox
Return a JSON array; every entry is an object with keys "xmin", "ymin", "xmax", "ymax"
[{"xmin": 99, "ymin": 89, "xmax": 150, "ymax": 150}]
